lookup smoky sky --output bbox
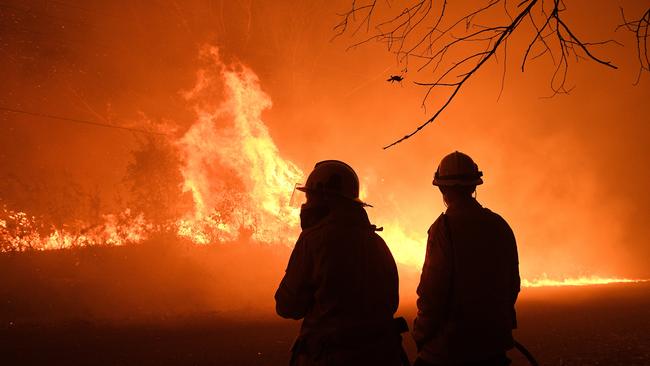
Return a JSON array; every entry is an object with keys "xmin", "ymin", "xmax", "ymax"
[{"xmin": 1, "ymin": 0, "xmax": 649, "ymax": 279}]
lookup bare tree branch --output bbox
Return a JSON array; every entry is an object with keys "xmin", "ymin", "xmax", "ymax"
[
  {"xmin": 618, "ymin": 7, "xmax": 650, "ymax": 85},
  {"xmin": 334, "ymin": 0, "xmax": 621, "ymax": 149},
  {"xmin": 383, "ymin": 0, "xmax": 538, "ymax": 149}
]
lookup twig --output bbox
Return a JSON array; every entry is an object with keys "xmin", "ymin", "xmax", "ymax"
[{"xmin": 333, "ymin": 0, "xmax": 621, "ymax": 149}]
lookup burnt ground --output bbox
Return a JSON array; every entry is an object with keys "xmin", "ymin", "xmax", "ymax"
[
  {"xmin": 0, "ymin": 244, "xmax": 649, "ymax": 366},
  {"xmin": 2, "ymin": 283, "xmax": 649, "ymax": 366}
]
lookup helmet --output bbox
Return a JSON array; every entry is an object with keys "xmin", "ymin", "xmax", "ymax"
[
  {"xmin": 432, "ymin": 151, "xmax": 483, "ymax": 186},
  {"xmin": 297, "ymin": 160, "xmax": 369, "ymax": 206}
]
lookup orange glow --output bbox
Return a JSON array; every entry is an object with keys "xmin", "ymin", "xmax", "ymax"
[
  {"xmin": 522, "ymin": 274, "xmax": 649, "ymax": 288},
  {"xmin": 1, "ymin": 206, "xmax": 150, "ymax": 251},
  {"xmin": 2, "ymin": 0, "xmax": 649, "ymax": 292},
  {"xmin": 0, "ymin": 43, "xmax": 645, "ymax": 289},
  {"xmin": 175, "ymin": 46, "xmax": 303, "ymax": 244},
  {"xmin": 378, "ymin": 222, "xmax": 427, "ymax": 269},
  {"xmin": 1, "ymin": 47, "xmax": 303, "ymax": 250}
]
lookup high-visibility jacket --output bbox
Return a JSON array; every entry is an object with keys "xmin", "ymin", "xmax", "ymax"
[
  {"xmin": 413, "ymin": 198, "xmax": 520, "ymax": 364},
  {"xmin": 275, "ymin": 204, "xmax": 401, "ymax": 365}
]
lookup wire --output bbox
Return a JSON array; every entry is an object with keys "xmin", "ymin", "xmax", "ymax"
[
  {"xmin": 0, "ymin": 106, "xmax": 169, "ymax": 136},
  {"xmin": 0, "ymin": 3, "xmax": 90, "ymax": 27}
]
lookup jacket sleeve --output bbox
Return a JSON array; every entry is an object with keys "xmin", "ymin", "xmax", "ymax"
[
  {"xmin": 413, "ymin": 216, "xmax": 453, "ymax": 346},
  {"xmin": 275, "ymin": 235, "xmax": 314, "ymax": 319},
  {"xmin": 505, "ymin": 223, "xmax": 520, "ymax": 329},
  {"xmin": 377, "ymin": 233, "xmax": 400, "ymax": 315}
]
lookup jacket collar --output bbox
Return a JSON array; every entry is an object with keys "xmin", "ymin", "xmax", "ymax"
[
  {"xmin": 327, "ymin": 203, "xmax": 373, "ymax": 228},
  {"xmin": 445, "ymin": 197, "xmax": 482, "ymax": 214}
]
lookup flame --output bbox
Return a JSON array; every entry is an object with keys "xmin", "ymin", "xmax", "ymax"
[
  {"xmin": 378, "ymin": 221, "xmax": 427, "ymax": 269},
  {"xmin": 377, "ymin": 226, "xmax": 649, "ymax": 288},
  {"xmin": 522, "ymin": 274, "xmax": 648, "ymax": 288},
  {"xmin": 175, "ymin": 46, "xmax": 302, "ymax": 244},
  {"xmin": 0, "ymin": 44, "xmax": 644, "ymax": 289},
  {"xmin": 0, "ymin": 46, "xmax": 304, "ymax": 251},
  {"xmin": 1, "ymin": 206, "xmax": 150, "ymax": 251}
]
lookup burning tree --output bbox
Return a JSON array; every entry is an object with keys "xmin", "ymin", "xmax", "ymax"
[
  {"xmin": 334, "ymin": 0, "xmax": 650, "ymax": 148},
  {"xmin": 124, "ymin": 136, "xmax": 191, "ymax": 228}
]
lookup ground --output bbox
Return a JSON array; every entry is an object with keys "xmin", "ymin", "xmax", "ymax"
[
  {"xmin": 1, "ymin": 244, "xmax": 648, "ymax": 365},
  {"xmin": 2, "ymin": 283, "xmax": 649, "ymax": 366}
]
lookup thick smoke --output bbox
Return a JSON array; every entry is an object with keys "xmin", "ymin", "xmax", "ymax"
[{"xmin": 0, "ymin": 1, "xmax": 648, "ymax": 302}]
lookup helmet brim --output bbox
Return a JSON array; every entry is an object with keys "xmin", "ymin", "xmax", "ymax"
[
  {"xmin": 295, "ymin": 186, "xmax": 372, "ymax": 207},
  {"xmin": 432, "ymin": 178, "xmax": 483, "ymax": 186}
]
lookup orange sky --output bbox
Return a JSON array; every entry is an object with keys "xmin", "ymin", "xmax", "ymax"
[{"xmin": 1, "ymin": 0, "xmax": 649, "ymax": 280}]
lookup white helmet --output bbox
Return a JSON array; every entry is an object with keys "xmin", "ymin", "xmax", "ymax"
[{"xmin": 432, "ymin": 151, "xmax": 483, "ymax": 186}]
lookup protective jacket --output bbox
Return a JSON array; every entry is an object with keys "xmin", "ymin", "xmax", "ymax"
[
  {"xmin": 275, "ymin": 203, "xmax": 402, "ymax": 366},
  {"xmin": 413, "ymin": 198, "xmax": 520, "ymax": 365}
]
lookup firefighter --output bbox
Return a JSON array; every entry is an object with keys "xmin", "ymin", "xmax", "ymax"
[
  {"xmin": 275, "ymin": 160, "xmax": 407, "ymax": 366},
  {"xmin": 413, "ymin": 152, "xmax": 520, "ymax": 366}
]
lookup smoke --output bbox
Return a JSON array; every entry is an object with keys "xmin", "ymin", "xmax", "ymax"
[{"xmin": 0, "ymin": 0, "xmax": 648, "ymax": 294}]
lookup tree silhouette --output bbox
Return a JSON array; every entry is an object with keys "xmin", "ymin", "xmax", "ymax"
[
  {"xmin": 124, "ymin": 137, "xmax": 191, "ymax": 227},
  {"xmin": 619, "ymin": 7, "xmax": 650, "ymax": 84},
  {"xmin": 334, "ymin": 0, "xmax": 650, "ymax": 148}
]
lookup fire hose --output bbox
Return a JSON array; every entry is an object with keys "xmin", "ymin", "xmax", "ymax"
[
  {"xmin": 403, "ymin": 339, "xmax": 539, "ymax": 366},
  {"xmin": 514, "ymin": 339, "xmax": 540, "ymax": 366}
]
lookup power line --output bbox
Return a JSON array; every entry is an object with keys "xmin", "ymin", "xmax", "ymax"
[
  {"xmin": 0, "ymin": 106, "xmax": 170, "ymax": 136},
  {"xmin": 0, "ymin": 3, "xmax": 90, "ymax": 27},
  {"xmin": 46, "ymin": 0, "xmax": 123, "ymax": 20}
]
